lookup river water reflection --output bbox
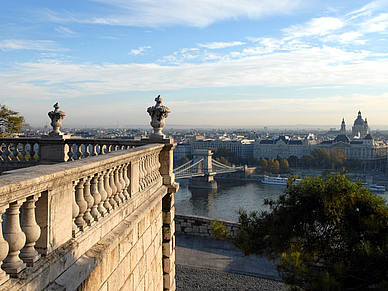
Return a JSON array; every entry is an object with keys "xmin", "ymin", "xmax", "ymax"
[
  {"xmin": 175, "ymin": 178, "xmax": 388, "ymax": 222},
  {"xmin": 174, "ymin": 178, "xmax": 286, "ymax": 222}
]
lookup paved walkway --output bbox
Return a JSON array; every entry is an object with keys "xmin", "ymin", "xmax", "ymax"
[{"xmin": 175, "ymin": 233, "xmax": 280, "ymax": 281}]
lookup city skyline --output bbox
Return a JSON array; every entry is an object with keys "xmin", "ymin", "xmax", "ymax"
[{"xmin": 1, "ymin": 1, "xmax": 388, "ymax": 128}]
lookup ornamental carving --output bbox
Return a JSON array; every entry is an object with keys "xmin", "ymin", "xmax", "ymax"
[
  {"xmin": 48, "ymin": 103, "xmax": 66, "ymax": 137},
  {"xmin": 147, "ymin": 95, "xmax": 170, "ymax": 139}
]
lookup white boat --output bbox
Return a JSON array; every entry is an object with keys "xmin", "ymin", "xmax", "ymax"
[
  {"xmin": 362, "ymin": 182, "xmax": 386, "ymax": 192},
  {"xmin": 262, "ymin": 175, "xmax": 300, "ymax": 185},
  {"xmin": 368, "ymin": 184, "xmax": 386, "ymax": 192}
]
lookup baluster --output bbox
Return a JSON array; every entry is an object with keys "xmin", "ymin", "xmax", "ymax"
[
  {"xmin": 74, "ymin": 179, "xmax": 87, "ymax": 231},
  {"xmin": 72, "ymin": 181, "xmax": 80, "ymax": 237},
  {"xmin": 2, "ymin": 200, "xmax": 26, "ymax": 275},
  {"xmin": 3, "ymin": 143, "xmax": 11, "ymax": 162},
  {"xmin": 139, "ymin": 156, "xmax": 145, "ymax": 190},
  {"xmin": 90, "ymin": 174, "xmax": 101, "ymax": 221},
  {"xmin": 20, "ymin": 194, "xmax": 41, "ymax": 266},
  {"xmin": 104, "ymin": 169, "xmax": 114, "ymax": 211},
  {"xmin": 12, "ymin": 143, "xmax": 20, "ymax": 162},
  {"xmin": 28, "ymin": 143, "xmax": 36, "ymax": 161},
  {"xmin": 118, "ymin": 165, "xmax": 126, "ymax": 203},
  {"xmin": 154, "ymin": 152, "xmax": 161, "ymax": 180},
  {"xmin": 0, "ymin": 142, "xmax": 4, "ymax": 161},
  {"xmin": 20, "ymin": 143, "xmax": 28, "ymax": 162},
  {"xmin": 98, "ymin": 171, "xmax": 108, "ymax": 217},
  {"xmin": 36, "ymin": 143, "xmax": 41, "ymax": 161},
  {"xmin": 122, "ymin": 163, "xmax": 130, "ymax": 200},
  {"xmin": 149, "ymin": 153, "xmax": 156, "ymax": 183},
  {"xmin": 100, "ymin": 144, "xmax": 106, "ymax": 155},
  {"xmin": 67, "ymin": 143, "xmax": 75, "ymax": 161},
  {"xmin": 84, "ymin": 144, "xmax": 90, "ymax": 158},
  {"xmin": 112, "ymin": 167, "xmax": 121, "ymax": 207},
  {"xmin": 0, "ymin": 207, "xmax": 10, "ymax": 284},
  {"xmin": 75, "ymin": 144, "xmax": 82, "ymax": 160},
  {"xmin": 91, "ymin": 144, "xmax": 98, "ymax": 156},
  {"xmin": 83, "ymin": 176, "xmax": 94, "ymax": 226}
]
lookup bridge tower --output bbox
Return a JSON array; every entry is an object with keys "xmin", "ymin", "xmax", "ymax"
[{"xmin": 190, "ymin": 149, "xmax": 217, "ymax": 189}]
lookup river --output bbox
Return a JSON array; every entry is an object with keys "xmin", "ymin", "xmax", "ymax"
[
  {"xmin": 174, "ymin": 178, "xmax": 285, "ymax": 222},
  {"xmin": 174, "ymin": 178, "xmax": 388, "ymax": 222}
]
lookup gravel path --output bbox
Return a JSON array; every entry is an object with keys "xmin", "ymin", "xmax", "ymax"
[{"xmin": 176, "ymin": 265, "xmax": 289, "ymax": 291}]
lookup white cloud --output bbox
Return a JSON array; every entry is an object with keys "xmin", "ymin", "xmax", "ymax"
[
  {"xmin": 197, "ymin": 41, "xmax": 245, "ymax": 49},
  {"xmin": 55, "ymin": 26, "xmax": 76, "ymax": 35},
  {"xmin": 0, "ymin": 39, "xmax": 64, "ymax": 52},
  {"xmin": 40, "ymin": 0, "xmax": 302, "ymax": 28},
  {"xmin": 361, "ymin": 13, "xmax": 388, "ymax": 33},
  {"xmin": 283, "ymin": 17, "xmax": 344, "ymax": 39},
  {"xmin": 323, "ymin": 31, "xmax": 366, "ymax": 45},
  {"xmin": 128, "ymin": 46, "xmax": 151, "ymax": 55}
]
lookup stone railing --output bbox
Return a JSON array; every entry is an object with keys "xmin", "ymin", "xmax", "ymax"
[
  {"xmin": 0, "ymin": 137, "xmax": 153, "ymax": 173},
  {"xmin": 0, "ymin": 141, "xmax": 178, "ymax": 290},
  {"xmin": 175, "ymin": 214, "xmax": 241, "ymax": 238}
]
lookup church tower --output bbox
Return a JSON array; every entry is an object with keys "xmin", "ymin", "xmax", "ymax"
[{"xmin": 340, "ymin": 118, "xmax": 346, "ymax": 135}]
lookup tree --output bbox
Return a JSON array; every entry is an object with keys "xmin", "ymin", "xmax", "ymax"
[
  {"xmin": 216, "ymin": 157, "xmax": 231, "ymax": 167},
  {"xmin": 279, "ymin": 158, "xmax": 290, "ymax": 174},
  {"xmin": 329, "ymin": 149, "xmax": 346, "ymax": 169},
  {"xmin": 0, "ymin": 104, "xmax": 25, "ymax": 137},
  {"xmin": 300, "ymin": 154, "xmax": 315, "ymax": 168},
  {"xmin": 345, "ymin": 157, "xmax": 363, "ymax": 170},
  {"xmin": 312, "ymin": 148, "xmax": 330, "ymax": 168},
  {"xmin": 178, "ymin": 156, "xmax": 190, "ymax": 167},
  {"xmin": 288, "ymin": 155, "xmax": 298, "ymax": 167},
  {"xmin": 258, "ymin": 158, "xmax": 268, "ymax": 173},
  {"xmin": 267, "ymin": 158, "xmax": 279, "ymax": 174},
  {"xmin": 234, "ymin": 173, "xmax": 388, "ymax": 290}
]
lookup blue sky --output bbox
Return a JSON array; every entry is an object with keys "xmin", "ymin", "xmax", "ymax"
[{"xmin": 1, "ymin": 0, "xmax": 388, "ymax": 129}]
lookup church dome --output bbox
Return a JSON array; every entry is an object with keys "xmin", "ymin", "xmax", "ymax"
[
  {"xmin": 334, "ymin": 134, "xmax": 350, "ymax": 143},
  {"xmin": 364, "ymin": 133, "xmax": 373, "ymax": 140},
  {"xmin": 354, "ymin": 111, "xmax": 364, "ymax": 126}
]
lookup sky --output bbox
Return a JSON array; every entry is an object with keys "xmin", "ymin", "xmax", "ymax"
[{"xmin": 1, "ymin": 0, "xmax": 388, "ymax": 129}]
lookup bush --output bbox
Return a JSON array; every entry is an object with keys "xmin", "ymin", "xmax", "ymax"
[{"xmin": 234, "ymin": 173, "xmax": 388, "ymax": 290}]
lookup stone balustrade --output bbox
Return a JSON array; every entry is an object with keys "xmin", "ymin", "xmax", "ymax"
[
  {"xmin": 0, "ymin": 141, "xmax": 178, "ymax": 290},
  {"xmin": 0, "ymin": 138, "xmax": 154, "ymax": 173}
]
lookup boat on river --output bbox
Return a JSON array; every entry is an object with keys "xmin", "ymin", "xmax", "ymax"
[
  {"xmin": 362, "ymin": 183, "xmax": 386, "ymax": 192},
  {"xmin": 262, "ymin": 175, "xmax": 301, "ymax": 186}
]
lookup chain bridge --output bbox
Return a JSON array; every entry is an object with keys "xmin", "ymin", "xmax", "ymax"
[{"xmin": 173, "ymin": 149, "xmax": 244, "ymax": 180}]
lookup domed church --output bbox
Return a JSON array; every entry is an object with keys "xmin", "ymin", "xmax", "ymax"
[
  {"xmin": 352, "ymin": 110, "xmax": 369, "ymax": 139},
  {"xmin": 316, "ymin": 111, "xmax": 387, "ymax": 172}
]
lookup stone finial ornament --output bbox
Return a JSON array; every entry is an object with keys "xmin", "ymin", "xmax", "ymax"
[
  {"xmin": 147, "ymin": 95, "xmax": 170, "ymax": 139},
  {"xmin": 48, "ymin": 103, "xmax": 66, "ymax": 137}
]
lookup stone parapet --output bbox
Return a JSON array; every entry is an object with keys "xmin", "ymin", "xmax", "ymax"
[
  {"xmin": 0, "ymin": 141, "xmax": 178, "ymax": 291},
  {"xmin": 175, "ymin": 214, "xmax": 241, "ymax": 238}
]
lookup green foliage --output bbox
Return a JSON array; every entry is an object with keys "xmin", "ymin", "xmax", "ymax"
[
  {"xmin": 288, "ymin": 155, "xmax": 298, "ymax": 167},
  {"xmin": 210, "ymin": 219, "xmax": 230, "ymax": 240},
  {"xmin": 257, "ymin": 158, "xmax": 268, "ymax": 173},
  {"xmin": 300, "ymin": 154, "xmax": 316, "ymax": 168},
  {"xmin": 216, "ymin": 157, "xmax": 231, "ymax": 166},
  {"xmin": 0, "ymin": 104, "xmax": 25, "ymax": 137},
  {"xmin": 234, "ymin": 173, "xmax": 388, "ymax": 290},
  {"xmin": 213, "ymin": 147, "xmax": 247, "ymax": 166},
  {"xmin": 279, "ymin": 158, "xmax": 290, "ymax": 174},
  {"xmin": 267, "ymin": 158, "xmax": 279, "ymax": 174},
  {"xmin": 178, "ymin": 156, "xmax": 190, "ymax": 166}
]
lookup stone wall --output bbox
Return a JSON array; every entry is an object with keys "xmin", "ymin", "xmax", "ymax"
[
  {"xmin": 0, "ymin": 141, "xmax": 178, "ymax": 291},
  {"xmin": 175, "ymin": 214, "xmax": 240, "ymax": 238}
]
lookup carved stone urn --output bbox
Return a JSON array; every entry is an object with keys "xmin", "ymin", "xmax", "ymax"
[
  {"xmin": 147, "ymin": 95, "xmax": 170, "ymax": 139},
  {"xmin": 48, "ymin": 103, "xmax": 66, "ymax": 137}
]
